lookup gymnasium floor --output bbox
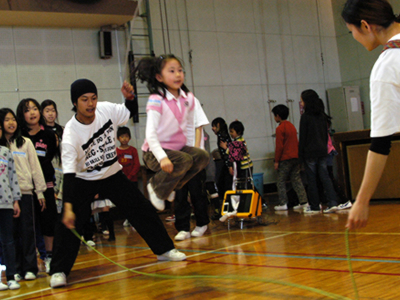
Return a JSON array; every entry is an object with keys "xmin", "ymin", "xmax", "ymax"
[{"xmin": 2, "ymin": 200, "xmax": 399, "ymax": 300}]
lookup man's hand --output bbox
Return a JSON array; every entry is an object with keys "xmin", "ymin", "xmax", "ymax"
[
  {"xmin": 160, "ymin": 157, "xmax": 173, "ymax": 174},
  {"xmin": 62, "ymin": 203, "xmax": 76, "ymax": 229},
  {"xmin": 274, "ymin": 162, "xmax": 279, "ymax": 170},
  {"xmin": 121, "ymin": 81, "xmax": 135, "ymax": 100}
]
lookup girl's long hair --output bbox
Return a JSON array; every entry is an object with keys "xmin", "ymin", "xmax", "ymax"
[
  {"xmin": 212, "ymin": 117, "xmax": 229, "ymax": 134},
  {"xmin": 132, "ymin": 54, "xmax": 190, "ymax": 97},
  {"xmin": 301, "ymin": 89, "xmax": 332, "ymax": 125},
  {"xmin": 16, "ymin": 98, "xmax": 45, "ymax": 134},
  {"xmin": 0, "ymin": 108, "xmax": 25, "ymax": 148}
]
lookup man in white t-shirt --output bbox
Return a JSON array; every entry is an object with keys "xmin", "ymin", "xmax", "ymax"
[{"xmin": 49, "ymin": 79, "xmax": 186, "ymax": 288}]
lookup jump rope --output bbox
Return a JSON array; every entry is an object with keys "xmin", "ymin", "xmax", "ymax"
[{"xmin": 71, "ymin": 227, "xmax": 359, "ymax": 300}]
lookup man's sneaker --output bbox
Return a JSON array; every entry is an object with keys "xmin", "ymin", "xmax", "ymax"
[
  {"xmin": 123, "ymin": 219, "xmax": 130, "ymax": 227},
  {"xmin": 102, "ymin": 230, "xmax": 109, "ymax": 235},
  {"xmin": 303, "ymin": 207, "xmax": 321, "ymax": 214},
  {"xmin": 50, "ymin": 272, "xmax": 67, "ymax": 288},
  {"xmin": 174, "ymin": 231, "xmax": 191, "ymax": 241},
  {"xmin": 274, "ymin": 204, "xmax": 288, "ymax": 211},
  {"xmin": 7, "ymin": 280, "xmax": 20, "ymax": 290},
  {"xmin": 191, "ymin": 225, "xmax": 207, "ymax": 237},
  {"xmin": 24, "ymin": 272, "xmax": 36, "ymax": 280},
  {"xmin": 323, "ymin": 206, "xmax": 338, "ymax": 214},
  {"xmin": 86, "ymin": 240, "xmax": 96, "ymax": 247},
  {"xmin": 167, "ymin": 191, "xmax": 175, "ymax": 202},
  {"xmin": 337, "ymin": 201, "xmax": 352, "ymax": 210},
  {"xmin": 165, "ymin": 215, "xmax": 175, "ymax": 222},
  {"xmin": 147, "ymin": 183, "xmax": 165, "ymax": 211},
  {"xmin": 0, "ymin": 282, "xmax": 8, "ymax": 291},
  {"xmin": 44, "ymin": 257, "xmax": 52, "ymax": 274},
  {"xmin": 293, "ymin": 203, "xmax": 308, "ymax": 210},
  {"xmin": 157, "ymin": 249, "xmax": 186, "ymax": 261},
  {"xmin": 14, "ymin": 274, "xmax": 22, "ymax": 282}
]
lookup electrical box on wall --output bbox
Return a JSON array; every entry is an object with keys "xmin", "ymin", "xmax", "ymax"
[
  {"xmin": 327, "ymin": 86, "xmax": 364, "ymax": 133},
  {"xmin": 99, "ymin": 31, "xmax": 112, "ymax": 59}
]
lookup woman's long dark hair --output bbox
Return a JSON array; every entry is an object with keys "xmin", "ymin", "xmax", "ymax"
[
  {"xmin": 342, "ymin": 0, "xmax": 400, "ymax": 28},
  {"xmin": 132, "ymin": 54, "xmax": 190, "ymax": 97},
  {"xmin": 16, "ymin": 98, "xmax": 45, "ymax": 134},
  {"xmin": 301, "ymin": 89, "xmax": 332, "ymax": 125},
  {"xmin": 0, "ymin": 108, "xmax": 25, "ymax": 148}
]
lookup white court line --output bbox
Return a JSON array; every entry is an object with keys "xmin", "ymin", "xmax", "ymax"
[{"xmin": 5, "ymin": 232, "xmax": 292, "ymax": 299}]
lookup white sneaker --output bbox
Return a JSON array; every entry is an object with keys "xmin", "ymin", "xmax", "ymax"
[
  {"xmin": 7, "ymin": 280, "xmax": 20, "ymax": 290},
  {"xmin": 274, "ymin": 204, "xmax": 288, "ymax": 211},
  {"xmin": 147, "ymin": 183, "xmax": 165, "ymax": 211},
  {"xmin": 167, "ymin": 191, "xmax": 175, "ymax": 202},
  {"xmin": 292, "ymin": 203, "xmax": 308, "ymax": 210},
  {"xmin": 191, "ymin": 225, "xmax": 208, "ymax": 237},
  {"xmin": 44, "ymin": 257, "xmax": 52, "ymax": 274},
  {"xmin": 303, "ymin": 207, "xmax": 321, "ymax": 214},
  {"xmin": 174, "ymin": 231, "xmax": 191, "ymax": 241},
  {"xmin": 102, "ymin": 230, "xmax": 109, "ymax": 235},
  {"xmin": 14, "ymin": 274, "xmax": 22, "ymax": 282},
  {"xmin": 157, "ymin": 249, "xmax": 186, "ymax": 261},
  {"xmin": 86, "ymin": 240, "xmax": 96, "ymax": 247},
  {"xmin": 337, "ymin": 201, "xmax": 352, "ymax": 210},
  {"xmin": 0, "ymin": 282, "xmax": 8, "ymax": 291},
  {"xmin": 24, "ymin": 272, "xmax": 36, "ymax": 280},
  {"xmin": 123, "ymin": 219, "xmax": 130, "ymax": 227},
  {"xmin": 50, "ymin": 272, "xmax": 67, "ymax": 288},
  {"xmin": 323, "ymin": 206, "xmax": 338, "ymax": 214}
]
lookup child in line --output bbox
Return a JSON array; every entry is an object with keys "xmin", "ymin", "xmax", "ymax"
[
  {"xmin": 0, "ymin": 122, "xmax": 22, "ymax": 291},
  {"xmin": 16, "ymin": 98, "xmax": 58, "ymax": 275},
  {"xmin": 219, "ymin": 121, "xmax": 253, "ymax": 222},
  {"xmin": 298, "ymin": 90, "xmax": 338, "ymax": 214},
  {"xmin": 272, "ymin": 105, "xmax": 308, "ymax": 211},
  {"xmin": 116, "ymin": 126, "xmax": 141, "ymax": 227},
  {"xmin": 0, "ymin": 108, "xmax": 47, "ymax": 281},
  {"xmin": 134, "ymin": 54, "xmax": 209, "ymax": 211},
  {"xmin": 41, "ymin": 100, "xmax": 64, "ymax": 214},
  {"xmin": 211, "ymin": 118, "xmax": 233, "ymax": 202}
]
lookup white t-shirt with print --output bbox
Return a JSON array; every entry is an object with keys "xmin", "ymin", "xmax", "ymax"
[{"xmin": 62, "ymin": 102, "xmax": 130, "ymax": 180}]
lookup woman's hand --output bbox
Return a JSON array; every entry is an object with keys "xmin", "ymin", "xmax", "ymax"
[
  {"xmin": 346, "ymin": 200, "xmax": 369, "ymax": 230},
  {"xmin": 38, "ymin": 198, "xmax": 46, "ymax": 211},
  {"xmin": 13, "ymin": 201, "xmax": 21, "ymax": 218},
  {"xmin": 160, "ymin": 157, "xmax": 173, "ymax": 174}
]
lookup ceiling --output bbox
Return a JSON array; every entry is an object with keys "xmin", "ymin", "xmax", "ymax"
[{"xmin": 0, "ymin": 0, "xmax": 138, "ymax": 28}]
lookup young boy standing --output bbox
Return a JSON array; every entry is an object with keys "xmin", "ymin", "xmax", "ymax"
[
  {"xmin": 116, "ymin": 126, "xmax": 141, "ymax": 227},
  {"xmin": 49, "ymin": 79, "xmax": 186, "ymax": 288},
  {"xmin": 272, "ymin": 105, "xmax": 308, "ymax": 211}
]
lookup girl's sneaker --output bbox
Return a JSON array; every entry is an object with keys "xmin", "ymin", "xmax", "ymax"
[
  {"xmin": 337, "ymin": 201, "xmax": 352, "ymax": 210},
  {"xmin": 7, "ymin": 280, "xmax": 20, "ymax": 290},
  {"xmin": 165, "ymin": 215, "xmax": 175, "ymax": 222},
  {"xmin": 0, "ymin": 282, "xmax": 8, "ymax": 291},
  {"xmin": 14, "ymin": 274, "xmax": 22, "ymax": 282},
  {"xmin": 123, "ymin": 219, "xmax": 130, "ymax": 227}
]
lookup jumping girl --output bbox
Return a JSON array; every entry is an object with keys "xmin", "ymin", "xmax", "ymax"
[{"xmin": 134, "ymin": 54, "xmax": 209, "ymax": 211}]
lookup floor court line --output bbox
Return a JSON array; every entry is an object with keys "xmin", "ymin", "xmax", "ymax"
[{"xmin": 5, "ymin": 232, "xmax": 292, "ymax": 299}]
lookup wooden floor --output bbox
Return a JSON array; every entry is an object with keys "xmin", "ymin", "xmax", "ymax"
[{"xmin": 2, "ymin": 201, "xmax": 400, "ymax": 300}]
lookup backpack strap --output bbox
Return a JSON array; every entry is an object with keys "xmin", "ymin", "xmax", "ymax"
[{"xmin": 382, "ymin": 40, "xmax": 400, "ymax": 52}]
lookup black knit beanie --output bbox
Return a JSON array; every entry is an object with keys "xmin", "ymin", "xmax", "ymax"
[{"xmin": 70, "ymin": 79, "xmax": 97, "ymax": 111}]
